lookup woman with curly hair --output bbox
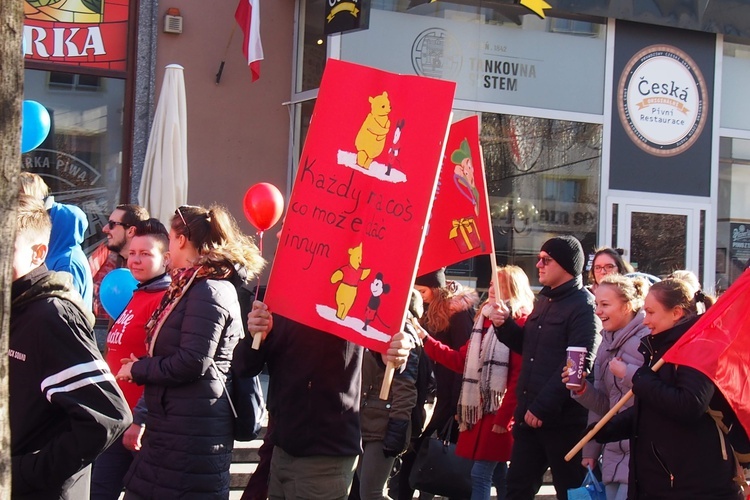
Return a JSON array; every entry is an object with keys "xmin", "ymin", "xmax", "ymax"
[{"xmin": 117, "ymin": 204, "xmax": 265, "ymax": 499}]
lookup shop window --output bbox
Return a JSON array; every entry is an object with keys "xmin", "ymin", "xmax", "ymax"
[
  {"xmin": 716, "ymin": 137, "xmax": 750, "ymax": 291},
  {"xmin": 23, "ymin": 68, "xmax": 125, "ymax": 256},
  {"xmin": 48, "ymin": 71, "xmax": 102, "ymax": 92},
  {"xmin": 482, "ymin": 113, "xmax": 601, "ymax": 286}
]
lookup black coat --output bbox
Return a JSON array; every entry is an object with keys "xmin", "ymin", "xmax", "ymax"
[
  {"xmin": 495, "ymin": 277, "xmax": 600, "ymax": 427},
  {"xmin": 600, "ymin": 318, "xmax": 743, "ymax": 500},
  {"xmin": 235, "ymin": 314, "xmax": 364, "ymax": 457},
  {"xmin": 124, "ymin": 277, "xmax": 242, "ymax": 499}
]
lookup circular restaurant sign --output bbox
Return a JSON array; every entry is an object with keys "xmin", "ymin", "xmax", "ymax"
[{"xmin": 617, "ymin": 45, "xmax": 708, "ymax": 157}]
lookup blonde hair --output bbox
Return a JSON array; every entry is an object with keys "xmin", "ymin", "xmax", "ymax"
[
  {"xmin": 17, "ymin": 194, "xmax": 51, "ymax": 245},
  {"xmin": 648, "ymin": 278, "xmax": 713, "ymax": 318},
  {"xmin": 499, "ymin": 265, "xmax": 535, "ymax": 319},
  {"xmin": 19, "ymin": 172, "xmax": 49, "ymax": 200},
  {"xmin": 477, "ymin": 265, "xmax": 535, "ymax": 321},
  {"xmin": 171, "ymin": 204, "xmax": 266, "ymax": 279},
  {"xmin": 597, "ymin": 274, "xmax": 650, "ymax": 313}
]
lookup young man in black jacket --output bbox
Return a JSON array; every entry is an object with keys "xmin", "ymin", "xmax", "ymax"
[
  {"xmin": 10, "ymin": 195, "xmax": 132, "ymax": 499},
  {"xmin": 490, "ymin": 235, "xmax": 601, "ymax": 500}
]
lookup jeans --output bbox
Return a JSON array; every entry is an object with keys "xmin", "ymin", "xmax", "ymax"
[
  {"xmin": 357, "ymin": 441, "xmax": 396, "ymax": 500},
  {"xmin": 91, "ymin": 437, "xmax": 134, "ymax": 500},
  {"xmin": 470, "ymin": 460, "xmax": 508, "ymax": 500}
]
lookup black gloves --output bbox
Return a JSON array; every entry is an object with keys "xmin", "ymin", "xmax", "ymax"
[{"xmin": 382, "ymin": 419, "xmax": 410, "ymax": 457}]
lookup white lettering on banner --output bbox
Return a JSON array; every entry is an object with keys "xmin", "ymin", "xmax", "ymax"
[{"xmin": 24, "ymin": 25, "xmax": 106, "ymax": 59}]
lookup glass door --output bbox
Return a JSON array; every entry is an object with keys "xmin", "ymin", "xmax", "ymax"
[{"xmin": 606, "ymin": 197, "xmax": 706, "ymax": 281}]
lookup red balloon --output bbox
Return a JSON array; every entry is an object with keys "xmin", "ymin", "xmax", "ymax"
[{"xmin": 243, "ymin": 183, "xmax": 284, "ymax": 231}]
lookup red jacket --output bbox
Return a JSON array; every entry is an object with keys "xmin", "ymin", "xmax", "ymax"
[{"xmin": 423, "ymin": 316, "xmax": 524, "ymax": 462}]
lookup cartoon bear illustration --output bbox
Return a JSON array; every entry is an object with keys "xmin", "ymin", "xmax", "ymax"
[
  {"xmin": 355, "ymin": 92, "xmax": 391, "ymax": 170},
  {"xmin": 330, "ymin": 243, "xmax": 371, "ymax": 320}
]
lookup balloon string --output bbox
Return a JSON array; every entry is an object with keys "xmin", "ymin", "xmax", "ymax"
[{"xmin": 254, "ymin": 230, "xmax": 264, "ymax": 302}]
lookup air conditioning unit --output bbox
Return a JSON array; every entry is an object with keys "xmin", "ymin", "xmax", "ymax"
[{"xmin": 164, "ymin": 8, "xmax": 183, "ymax": 34}]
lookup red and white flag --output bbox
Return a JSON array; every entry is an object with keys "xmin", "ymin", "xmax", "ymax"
[{"xmin": 235, "ymin": 0, "xmax": 263, "ymax": 82}]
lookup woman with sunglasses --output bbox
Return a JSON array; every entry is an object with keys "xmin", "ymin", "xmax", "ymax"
[
  {"xmin": 117, "ymin": 204, "xmax": 265, "ymax": 499},
  {"xmin": 587, "ymin": 248, "xmax": 633, "ymax": 294}
]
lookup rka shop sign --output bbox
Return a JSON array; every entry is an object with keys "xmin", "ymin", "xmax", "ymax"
[{"xmin": 617, "ymin": 45, "xmax": 708, "ymax": 157}]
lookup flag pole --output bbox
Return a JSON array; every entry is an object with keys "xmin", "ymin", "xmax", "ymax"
[
  {"xmin": 216, "ymin": 24, "xmax": 237, "ymax": 84},
  {"xmin": 564, "ymin": 358, "xmax": 665, "ymax": 461},
  {"xmin": 478, "ymin": 144, "xmax": 501, "ymax": 301}
]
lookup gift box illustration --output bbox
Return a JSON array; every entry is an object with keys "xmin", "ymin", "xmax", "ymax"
[{"xmin": 449, "ymin": 217, "xmax": 483, "ymax": 253}]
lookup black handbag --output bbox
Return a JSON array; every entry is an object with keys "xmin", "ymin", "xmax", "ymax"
[{"xmin": 408, "ymin": 419, "xmax": 473, "ymax": 498}]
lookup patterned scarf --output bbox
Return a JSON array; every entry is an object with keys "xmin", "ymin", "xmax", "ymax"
[
  {"xmin": 457, "ymin": 303, "xmax": 510, "ymax": 432},
  {"xmin": 145, "ymin": 262, "xmax": 233, "ymax": 355}
]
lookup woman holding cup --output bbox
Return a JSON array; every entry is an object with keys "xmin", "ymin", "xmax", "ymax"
[
  {"xmin": 591, "ymin": 279, "xmax": 747, "ymax": 499},
  {"xmin": 562, "ymin": 274, "xmax": 651, "ymax": 500}
]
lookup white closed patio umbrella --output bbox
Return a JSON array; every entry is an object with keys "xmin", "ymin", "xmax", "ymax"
[{"xmin": 139, "ymin": 64, "xmax": 188, "ymax": 227}]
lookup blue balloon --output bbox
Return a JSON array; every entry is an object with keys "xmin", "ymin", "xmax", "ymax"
[
  {"xmin": 21, "ymin": 100, "xmax": 51, "ymax": 153},
  {"xmin": 100, "ymin": 268, "xmax": 139, "ymax": 319}
]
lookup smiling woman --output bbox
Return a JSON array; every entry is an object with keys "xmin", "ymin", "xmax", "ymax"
[
  {"xmin": 593, "ymin": 279, "xmax": 745, "ymax": 500},
  {"xmin": 566, "ymin": 274, "xmax": 650, "ymax": 499}
]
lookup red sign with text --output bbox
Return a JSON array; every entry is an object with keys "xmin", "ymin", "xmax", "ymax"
[
  {"xmin": 264, "ymin": 59, "xmax": 456, "ymax": 353},
  {"xmin": 418, "ymin": 116, "xmax": 494, "ymax": 275},
  {"xmin": 24, "ymin": 0, "xmax": 130, "ymax": 72}
]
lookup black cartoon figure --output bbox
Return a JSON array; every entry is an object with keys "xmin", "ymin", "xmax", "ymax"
[
  {"xmin": 363, "ymin": 272, "xmax": 390, "ymax": 331},
  {"xmin": 385, "ymin": 119, "xmax": 405, "ymax": 176}
]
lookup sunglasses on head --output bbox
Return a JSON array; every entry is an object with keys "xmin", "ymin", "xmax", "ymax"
[{"xmin": 175, "ymin": 206, "xmax": 192, "ymax": 242}]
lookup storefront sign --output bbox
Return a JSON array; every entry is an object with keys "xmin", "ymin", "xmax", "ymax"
[
  {"xmin": 609, "ymin": 21, "xmax": 714, "ymax": 196},
  {"xmin": 324, "ymin": 0, "xmax": 370, "ymax": 36},
  {"xmin": 264, "ymin": 59, "xmax": 455, "ymax": 353},
  {"xmin": 617, "ymin": 45, "xmax": 708, "ymax": 157},
  {"xmin": 730, "ymin": 223, "xmax": 750, "ymax": 267},
  {"xmin": 23, "ymin": 0, "xmax": 130, "ymax": 72},
  {"xmin": 340, "ymin": 9, "xmax": 606, "ymax": 114}
]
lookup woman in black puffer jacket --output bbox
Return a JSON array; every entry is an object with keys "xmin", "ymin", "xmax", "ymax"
[
  {"xmin": 117, "ymin": 205, "xmax": 265, "ymax": 499},
  {"xmin": 596, "ymin": 278, "xmax": 744, "ymax": 500}
]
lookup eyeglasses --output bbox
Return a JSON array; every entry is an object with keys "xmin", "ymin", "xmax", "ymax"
[
  {"xmin": 537, "ymin": 256, "xmax": 553, "ymax": 267},
  {"xmin": 175, "ymin": 206, "xmax": 191, "ymax": 242},
  {"xmin": 594, "ymin": 264, "xmax": 617, "ymax": 273},
  {"xmin": 107, "ymin": 220, "xmax": 131, "ymax": 230}
]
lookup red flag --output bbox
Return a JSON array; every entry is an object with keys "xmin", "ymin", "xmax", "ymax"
[
  {"xmin": 235, "ymin": 0, "xmax": 263, "ymax": 82},
  {"xmin": 417, "ymin": 116, "xmax": 494, "ymax": 275},
  {"xmin": 662, "ymin": 269, "xmax": 750, "ymax": 435}
]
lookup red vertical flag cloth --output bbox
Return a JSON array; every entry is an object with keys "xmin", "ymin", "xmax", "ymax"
[
  {"xmin": 417, "ymin": 116, "xmax": 494, "ymax": 275},
  {"xmin": 235, "ymin": 0, "xmax": 263, "ymax": 81},
  {"xmin": 662, "ymin": 269, "xmax": 750, "ymax": 435}
]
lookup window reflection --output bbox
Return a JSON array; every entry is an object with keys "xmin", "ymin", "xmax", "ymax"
[{"xmin": 21, "ymin": 69, "xmax": 124, "ymax": 255}]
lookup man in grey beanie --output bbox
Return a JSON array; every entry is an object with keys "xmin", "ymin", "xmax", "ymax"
[{"xmin": 489, "ymin": 235, "xmax": 601, "ymax": 500}]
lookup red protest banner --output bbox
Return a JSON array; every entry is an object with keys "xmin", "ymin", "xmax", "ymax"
[
  {"xmin": 264, "ymin": 59, "xmax": 456, "ymax": 353},
  {"xmin": 418, "ymin": 116, "xmax": 494, "ymax": 275}
]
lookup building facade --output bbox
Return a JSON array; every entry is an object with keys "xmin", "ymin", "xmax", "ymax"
[{"xmin": 22, "ymin": 0, "xmax": 750, "ymax": 294}]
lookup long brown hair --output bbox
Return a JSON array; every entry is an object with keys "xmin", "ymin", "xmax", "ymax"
[
  {"xmin": 647, "ymin": 278, "xmax": 713, "ymax": 318},
  {"xmin": 172, "ymin": 204, "xmax": 266, "ymax": 278}
]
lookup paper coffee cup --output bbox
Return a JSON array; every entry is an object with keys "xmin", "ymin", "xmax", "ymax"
[{"xmin": 565, "ymin": 346, "xmax": 587, "ymax": 389}]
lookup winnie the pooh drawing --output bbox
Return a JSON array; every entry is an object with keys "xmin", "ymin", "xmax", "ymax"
[
  {"xmin": 331, "ymin": 243, "xmax": 371, "ymax": 320},
  {"xmin": 355, "ymin": 92, "xmax": 391, "ymax": 169}
]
